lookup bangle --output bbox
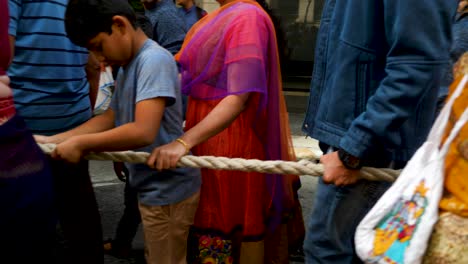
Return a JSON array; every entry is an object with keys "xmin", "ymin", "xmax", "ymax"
[{"xmin": 175, "ymin": 138, "xmax": 190, "ymax": 154}]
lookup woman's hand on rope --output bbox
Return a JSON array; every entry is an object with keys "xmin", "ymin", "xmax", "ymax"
[
  {"xmin": 51, "ymin": 137, "xmax": 85, "ymax": 164},
  {"xmin": 321, "ymin": 151, "xmax": 360, "ymax": 186},
  {"xmin": 147, "ymin": 140, "xmax": 187, "ymax": 171}
]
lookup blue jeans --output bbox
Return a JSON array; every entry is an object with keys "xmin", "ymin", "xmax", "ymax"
[{"xmin": 304, "ymin": 179, "xmax": 392, "ymax": 264}]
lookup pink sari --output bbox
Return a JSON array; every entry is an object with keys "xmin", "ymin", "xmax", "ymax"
[{"xmin": 177, "ymin": 1, "xmax": 304, "ymax": 262}]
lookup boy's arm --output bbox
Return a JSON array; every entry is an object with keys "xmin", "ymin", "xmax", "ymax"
[
  {"xmin": 76, "ymin": 98, "xmax": 164, "ymax": 152},
  {"xmin": 35, "ymin": 108, "xmax": 115, "ymax": 144},
  {"xmin": 52, "ymin": 98, "xmax": 165, "ymax": 163}
]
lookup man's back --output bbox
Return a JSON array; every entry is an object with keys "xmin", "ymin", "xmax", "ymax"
[
  {"xmin": 301, "ymin": 1, "xmax": 457, "ymax": 263},
  {"xmin": 8, "ymin": 0, "xmax": 91, "ymax": 135},
  {"xmin": 303, "ymin": 0, "xmax": 456, "ymax": 163}
]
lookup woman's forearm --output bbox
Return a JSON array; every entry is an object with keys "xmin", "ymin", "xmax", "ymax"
[{"xmin": 181, "ymin": 93, "xmax": 250, "ymax": 149}]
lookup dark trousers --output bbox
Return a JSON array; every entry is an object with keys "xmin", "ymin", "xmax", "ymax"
[
  {"xmin": 113, "ymin": 180, "xmax": 141, "ymax": 248},
  {"xmin": 0, "ymin": 158, "xmax": 56, "ymax": 264},
  {"xmin": 0, "ymin": 116, "xmax": 56, "ymax": 263},
  {"xmin": 49, "ymin": 158, "xmax": 104, "ymax": 264}
]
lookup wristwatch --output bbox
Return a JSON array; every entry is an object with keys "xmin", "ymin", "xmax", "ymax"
[{"xmin": 337, "ymin": 149, "xmax": 363, "ymax": 170}]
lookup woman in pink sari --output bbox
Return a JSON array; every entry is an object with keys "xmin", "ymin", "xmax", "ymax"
[{"xmin": 148, "ymin": 0, "xmax": 304, "ymax": 262}]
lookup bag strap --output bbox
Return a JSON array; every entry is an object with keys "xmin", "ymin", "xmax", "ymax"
[
  {"xmin": 439, "ymin": 107, "xmax": 468, "ymax": 157},
  {"xmin": 427, "ymin": 75, "xmax": 468, "ymax": 142}
]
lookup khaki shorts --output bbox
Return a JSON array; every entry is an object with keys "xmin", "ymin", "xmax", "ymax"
[{"xmin": 139, "ymin": 191, "xmax": 200, "ymax": 264}]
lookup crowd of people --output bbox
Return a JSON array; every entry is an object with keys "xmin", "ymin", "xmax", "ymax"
[{"xmin": 0, "ymin": 0, "xmax": 466, "ymax": 264}]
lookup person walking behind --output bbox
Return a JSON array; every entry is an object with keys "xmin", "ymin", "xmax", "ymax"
[
  {"xmin": 176, "ymin": 0, "xmax": 207, "ymax": 30},
  {"xmin": 141, "ymin": 0, "xmax": 187, "ymax": 55},
  {"xmin": 148, "ymin": 0, "xmax": 305, "ymax": 263},
  {"xmin": 8, "ymin": 0, "xmax": 103, "ymax": 263},
  {"xmin": 141, "ymin": 0, "xmax": 190, "ymax": 121},
  {"xmin": 38, "ymin": 0, "xmax": 202, "ymax": 263},
  {"xmin": 301, "ymin": 0, "xmax": 456, "ymax": 263}
]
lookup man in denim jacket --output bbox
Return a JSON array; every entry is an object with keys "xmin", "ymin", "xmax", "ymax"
[{"xmin": 302, "ymin": 0, "xmax": 457, "ymax": 263}]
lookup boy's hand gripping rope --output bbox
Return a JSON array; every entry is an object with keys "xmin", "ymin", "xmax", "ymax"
[{"xmin": 38, "ymin": 143, "xmax": 400, "ymax": 182}]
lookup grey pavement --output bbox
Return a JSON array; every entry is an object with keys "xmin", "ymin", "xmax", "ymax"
[{"xmin": 90, "ymin": 93, "xmax": 320, "ymax": 263}]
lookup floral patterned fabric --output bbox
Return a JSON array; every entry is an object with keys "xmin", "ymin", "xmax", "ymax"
[{"xmin": 198, "ymin": 235, "xmax": 234, "ymax": 264}]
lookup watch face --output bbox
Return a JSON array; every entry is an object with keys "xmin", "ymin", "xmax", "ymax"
[
  {"xmin": 347, "ymin": 155, "xmax": 360, "ymax": 168},
  {"xmin": 338, "ymin": 149, "xmax": 362, "ymax": 169}
]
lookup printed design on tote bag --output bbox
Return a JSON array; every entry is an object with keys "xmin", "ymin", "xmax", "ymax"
[{"xmin": 367, "ymin": 181, "xmax": 429, "ymax": 264}]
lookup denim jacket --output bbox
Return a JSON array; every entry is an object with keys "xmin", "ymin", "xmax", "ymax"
[{"xmin": 302, "ymin": 0, "xmax": 457, "ymax": 164}]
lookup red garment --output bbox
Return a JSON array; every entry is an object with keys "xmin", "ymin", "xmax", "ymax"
[
  {"xmin": 0, "ymin": 0, "xmax": 15, "ymax": 122},
  {"xmin": 186, "ymin": 96, "xmax": 271, "ymax": 237},
  {"xmin": 0, "ymin": 96, "xmax": 15, "ymax": 122},
  {"xmin": 0, "ymin": 0, "xmax": 11, "ymax": 75}
]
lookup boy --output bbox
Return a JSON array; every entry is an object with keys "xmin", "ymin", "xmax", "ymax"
[{"xmin": 36, "ymin": 0, "xmax": 201, "ymax": 263}]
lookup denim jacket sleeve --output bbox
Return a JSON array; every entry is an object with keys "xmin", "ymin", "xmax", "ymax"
[{"xmin": 339, "ymin": 0, "xmax": 457, "ymax": 159}]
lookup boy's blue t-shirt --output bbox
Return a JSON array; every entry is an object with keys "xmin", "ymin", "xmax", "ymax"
[{"xmin": 110, "ymin": 39, "xmax": 201, "ymax": 206}]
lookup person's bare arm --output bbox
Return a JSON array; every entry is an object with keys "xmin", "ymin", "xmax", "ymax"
[
  {"xmin": 147, "ymin": 93, "xmax": 250, "ymax": 170},
  {"xmin": 181, "ymin": 93, "xmax": 249, "ymax": 149},
  {"xmin": 35, "ymin": 108, "xmax": 116, "ymax": 144},
  {"xmin": 86, "ymin": 52, "xmax": 101, "ymax": 110},
  {"xmin": 52, "ymin": 98, "xmax": 166, "ymax": 163},
  {"xmin": 8, "ymin": 36, "xmax": 14, "ymax": 66}
]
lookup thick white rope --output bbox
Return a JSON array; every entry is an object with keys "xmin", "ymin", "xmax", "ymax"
[{"xmin": 38, "ymin": 143, "xmax": 400, "ymax": 182}]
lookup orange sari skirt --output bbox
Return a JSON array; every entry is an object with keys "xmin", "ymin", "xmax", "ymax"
[{"xmin": 185, "ymin": 97, "xmax": 304, "ymax": 264}]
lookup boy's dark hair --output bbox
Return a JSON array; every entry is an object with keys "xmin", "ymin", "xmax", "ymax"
[{"xmin": 65, "ymin": 0, "xmax": 138, "ymax": 47}]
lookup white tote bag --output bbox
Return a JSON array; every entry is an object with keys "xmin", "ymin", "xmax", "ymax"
[
  {"xmin": 355, "ymin": 75, "xmax": 468, "ymax": 264},
  {"xmin": 93, "ymin": 66, "xmax": 114, "ymax": 116}
]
